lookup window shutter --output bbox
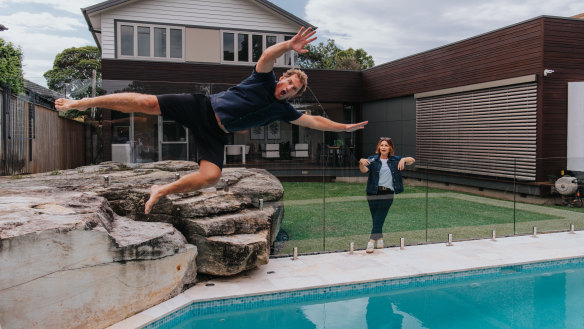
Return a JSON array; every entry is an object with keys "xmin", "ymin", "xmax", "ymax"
[{"xmin": 416, "ymin": 82, "xmax": 537, "ymax": 181}]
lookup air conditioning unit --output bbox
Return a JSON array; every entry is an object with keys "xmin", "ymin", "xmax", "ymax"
[
  {"xmin": 554, "ymin": 176, "xmax": 578, "ymax": 195},
  {"xmin": 112, "ymin": 143, "xmax": 132, "ymax": 163}
]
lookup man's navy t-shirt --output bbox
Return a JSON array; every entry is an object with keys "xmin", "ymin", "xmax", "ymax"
[{"xmin": 209, "ymin": 69, "xmax": 303, "ymax": 132}]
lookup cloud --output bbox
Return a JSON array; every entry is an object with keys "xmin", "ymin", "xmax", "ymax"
[
  {"xmin": 6, "ymin": 31, "xmax": 91, "ymax": 54},
  {"xmin": 0, "ymin": 0, "xmax": 101, "ymax": 15},
  {"xmin": 22, "ymin": 58, "xmax": 55, "ymax": 80},
  {"xmin": 305, "ymin": 0, "xmax": 584, "ymax": 65},
  {"xmin": 0, "ymin": 2, "xmax": 98, "ymax": 87},
  {"xmin": 2, "ymin": 26, "xmax": 93, "ymax": 85},
  {"xmin": 0, "ymin": 12, "xmax": 86, "ymax": 32}
]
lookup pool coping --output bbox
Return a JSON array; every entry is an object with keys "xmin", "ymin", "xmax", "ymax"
[{"xmin": 107, "ymin": 231, "xmax": 584, "ymax": 329}]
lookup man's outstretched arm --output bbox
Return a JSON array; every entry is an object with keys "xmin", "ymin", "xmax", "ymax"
[
  {"xmin": 290, "ymin": 114, "xmax": 368, "ymax": 132},
  {"xmin": 256, "ymin": 26, "xmax": 317, "ymax": 73}
]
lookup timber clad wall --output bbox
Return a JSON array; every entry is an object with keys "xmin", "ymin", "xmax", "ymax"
[
  {"xmin": 101, "ymin": 59, "xmax": 363, "ymax": 103},
  {"xmin": 361, "ymin": 18, "xmax": 544, "ymax": 101},
  {"xmin": 539, "ymin": 17, "xmax": 584, "ymax": 179}
]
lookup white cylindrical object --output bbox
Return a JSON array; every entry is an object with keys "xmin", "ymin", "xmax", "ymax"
[
  {"xmin": 349, "ymin": 242, "xmax": 354, "ymax": 254},
  {"xmin": 400, "ymin": 237, "xmax": 405, "ymax": 250},
  {"xmin": 533, "ymin": 226, "xmax": 537, "ymax": 237},
  {"xmin": 447, "ymin": 233, "xmax": 453, "ymax": 246},
  {"xmin": 492, "ymin": 230, "xmax": 496, "ymax": 241},
  {"xmin": 293, "ymin": 247, "xmax": 298, "ymax": 260},
  {"xmin": 570, "ymin": 224, "xmax": 575, "ymax": 234}
]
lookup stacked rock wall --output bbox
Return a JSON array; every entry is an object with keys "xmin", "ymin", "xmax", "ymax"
[{"xmin": 0, "ymin": 161, "xmax": 284, "ymax": 329}]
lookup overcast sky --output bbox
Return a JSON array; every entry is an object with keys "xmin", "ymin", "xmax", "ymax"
[{"xmin": 1, "ymin": 0, "xmax": 583, "ymax": 87}]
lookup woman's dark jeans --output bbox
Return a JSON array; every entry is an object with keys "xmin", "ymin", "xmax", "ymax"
[{"xmin": 367, "ymin": 189, "xmax": 394, "ymax": 240}]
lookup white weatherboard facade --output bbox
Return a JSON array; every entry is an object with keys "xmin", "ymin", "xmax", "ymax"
[{"xmin": 91, "ymin": 0, "xmax": 301, "ymax": 60}]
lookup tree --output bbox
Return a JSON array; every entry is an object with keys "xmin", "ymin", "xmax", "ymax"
[
  {"xmin": 44, "ymin": 46, "xmax": 102, "ymax": 118},
  {"xmin": 44, "ymin": 46, "xmax": 102, "ymax": 98},
  {"xmin": 0, "ymin": 38, "xmax": 25, "ymax": 94},
  {"xmin": 297, "ymin": 39, "xmax": 375, "ymax": 70}
]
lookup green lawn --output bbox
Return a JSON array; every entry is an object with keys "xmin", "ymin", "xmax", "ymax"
[
  {"xmin": 276, "ymin": 182, "xmax": 574, "ymax": 254},
  {"xmin": 282, "ymin": 182, "xmax": 439, "ymax": 200}
]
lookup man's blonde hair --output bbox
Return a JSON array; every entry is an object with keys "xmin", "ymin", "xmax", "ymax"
[{"xmin": 282, "ymin": 68, "xmax": 308, "ymax": 96}]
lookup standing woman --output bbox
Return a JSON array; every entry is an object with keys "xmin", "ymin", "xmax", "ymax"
[{"xmin": 359, "ymin": 137, "xmax": 415, "ymax": 253}]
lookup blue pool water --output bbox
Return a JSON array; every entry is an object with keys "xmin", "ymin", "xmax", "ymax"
[{"xmin": 146, "ymin": 258, "xmax": 584, "ymax": 329}]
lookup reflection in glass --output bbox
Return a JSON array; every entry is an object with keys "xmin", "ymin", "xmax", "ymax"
[
  {"xmin": 133, "ymin": 113, "xmax": 158, "ymax": 163},
  {"xmin": 137, "ymin": 26, "xmax": 150, "ymax": 56},
  {"xmin": 284, "ymin": 35, "xmax": 293, "ymax": 65},
  {"xmin": 266, "ymin": 35, "xmax": 277, "ymax": 48},
  {"xmin": 120, "ymin": 25, "xmax": 134, "ymax": 56},
  {"xmin": 223, "ymin": 33, "xmax": 234, "ymax": 61},
  {"xmin": 252, "ymin": 34, "xmax": 263, "ymax": 62},
  {"xmin": 162, "ymin": 144, "xmax": 188, "ymax": 161},
  {"xmin": 162, "ymin": 121, "xmax": 186, "ymax": 142},
  {"xmin": 154, "ymin": 27, "xmax": 166, "ymax": 57},
  {"xmin": 238, "ymin": 33, "xmax": 249, "ymax": 62},
  {"xmin": 170, "ymin": 29, "xmax": 182, "ymax": 58},
  {"xmin": 111, "ymin": 112, "xmax": 130, "ymax": 143}
]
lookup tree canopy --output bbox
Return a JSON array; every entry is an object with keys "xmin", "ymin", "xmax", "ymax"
[
  {"xmin": 44, "ymin": 46, "xmax": 102, "ymax": 99},
  {"xmin": 297, "ymin": 39, "xmax": 375, "ymax": 70},
  {"xmin": 0, "ymin": 38, "xmax": 25, "ymax": 94},
  {"xmin": 44, "ymin": 46, "xmax": 102, "ymax": 118}
]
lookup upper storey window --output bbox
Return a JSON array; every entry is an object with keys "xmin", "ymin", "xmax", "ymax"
[
  {"xmin": 118, "ymin": 23, "xmax": 185, "ymax": 61},
  {"xmin": 222, "ymin": 31, "xmax": 294, "ymax": 67}
]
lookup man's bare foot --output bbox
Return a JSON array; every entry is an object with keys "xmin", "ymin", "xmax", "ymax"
[
  {"xmin": 145, "ymin": 184, "xmax": 164, "ymax": 214},
  {"xmin": 55, "ymin": 98, "xmax": 88, "ymax": 112}
]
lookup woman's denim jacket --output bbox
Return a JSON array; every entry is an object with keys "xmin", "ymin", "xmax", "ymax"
[{"xmin": 365, "ymin": 154, "xmax": 404, "ymax": 195}]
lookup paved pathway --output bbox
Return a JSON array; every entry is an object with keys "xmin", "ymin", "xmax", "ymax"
[{"xmin": 109, "ymin": 231, "xmax": 584, "ymax": 329}]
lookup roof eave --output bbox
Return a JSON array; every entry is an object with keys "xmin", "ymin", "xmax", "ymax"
[
  {"xmin": 254, "ymin": 0, "xmax": 316, "ymax": 29},
  {"xmin": 82, "ymin": 0, "xmax": 316, "ymax": 29},
  {"xmin": 81, "ymin": 8, "xmax": 102, "ymax": 52},
  {"xmin": 80, "ymin": 0, "xmax": 315, "ymax": 51}
]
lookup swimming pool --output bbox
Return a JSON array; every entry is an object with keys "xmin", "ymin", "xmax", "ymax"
[{"xmin": 143, "ymin": 257, "xmax": 584, "ymax": 329}]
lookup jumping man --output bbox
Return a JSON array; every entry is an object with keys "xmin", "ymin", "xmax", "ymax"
[{"xmin": 55, "ymin": 27, "xmax": 368, "ymax": 214}]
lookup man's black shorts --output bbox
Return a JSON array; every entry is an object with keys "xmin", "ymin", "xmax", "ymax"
[{"xmin": 156, "ymin": 93, "xmax": 228, "ymax": 170}]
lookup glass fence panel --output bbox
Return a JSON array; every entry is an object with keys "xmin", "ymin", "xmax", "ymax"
[
  {"xmin": 424, "ymin": 159, "xmax": 517, "ymax": 245},
  {"xmin": 320, "ymin": 136, "xmax": 426, "ymax": 252},
  {"xmin": 81, "ymin": 80, "xmax": 584, "ymax": 259},
  {"xmin": 61, "ymin": 79, "xmax": 584, "ymax": 260},
  {"xmin": 514, "ymin": 157, "xmax": 584, "ymax": 236},
  {"xmin": 261, "ymin": 99, "xmax": 328, "ymax": 256},
  {"xmin": 323, "ymin": 165, "xmax": 367, "ymax": 252},
  {"xmin": 358, "ymin": 167, "xmax": 429, "ymax": 251},
  {"xmin": 392, "ymin": 168, "xmax": 430, "ymax": 247},
  {"xmin": 277, "ymin": 180, "xmax": 325, "ymax": 255},
  {"xmin": 100, "ymin": 79, "xmax": 331, "ymax": 257}
]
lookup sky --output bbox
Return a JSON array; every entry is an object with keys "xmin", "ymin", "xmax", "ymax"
[{"xmin": 1, "ymin": 0, "xmax": 583, "ymax": 87}]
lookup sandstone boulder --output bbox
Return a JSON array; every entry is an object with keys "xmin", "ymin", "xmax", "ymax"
[
  {"xmin": 0, "ymin": 161, "xmax": 286, "ymax": 329},
  {"xmin": 0, "ymin": 187, "xmax": 196, "ymax": 329},
  {"xmin": 2, "ymin": 161, "xmax": 285, "ymax": 276}
]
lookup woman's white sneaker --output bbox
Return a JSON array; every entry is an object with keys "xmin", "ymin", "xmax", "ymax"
[
  {"xmin": 376, "ymin": 239, "xmax": 384, "ymax": 249},
  {"xmin": 366, "ymin": 241, "xmax": 375, "ymax": 253}
]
